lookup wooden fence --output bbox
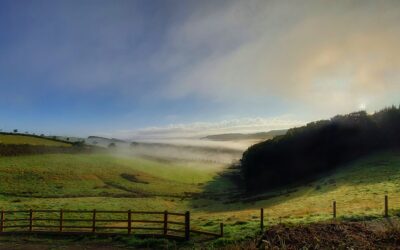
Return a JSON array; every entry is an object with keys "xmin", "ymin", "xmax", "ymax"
[
  {"xmin": 0, "ymin": 209, "xmax": 223, "ymax": 240},
  {"xmin": 259, "ymin": 195, "xmax": 394, "ymax": 230}
]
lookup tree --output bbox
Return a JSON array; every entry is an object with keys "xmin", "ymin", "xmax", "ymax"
[
  {"xmin": 240, "ymin": 106, "xmax": 400, "ymax": 192},
  {"xmin": 108, "ymin": 143, "xmax": 116, "ymax": 148},
  {"xmin": 13, "ymin": 129, "xmax": 18, "ymax": 133}
]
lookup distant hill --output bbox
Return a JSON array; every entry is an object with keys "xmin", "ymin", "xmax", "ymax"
[
  {"xmin": 202, "ymin": 130, "xmax": 287, "ymax": 141},
  {"xmin": 240, "ymin": 106, "xmax": 400, "ymax": 192},
  {"xmin": 86, "ymin": 136, "xmax": 128, "ymax": 147},
  {"xmin": 45, "ymin": 136, "xmax": 84, "ymax": 143},
  {"xmin": 0, "ymin": 133, "xmax": 72, "ymax": 147},
  {"xmin": 0, "ymin": 132, "xmax": 98, "ymax": 156}
]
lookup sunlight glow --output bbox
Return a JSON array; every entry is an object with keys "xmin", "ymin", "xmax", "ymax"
[{"xmin": 359, "ymin": 103, "xmax": 367, "ymax": 110}]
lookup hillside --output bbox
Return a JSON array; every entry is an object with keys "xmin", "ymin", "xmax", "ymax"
[
  {"xmin": 240, "ymin": 106, "xmax": 400, "ymax": 192},
  {"xmin": 86, "ymin": 136, "xmax": 127, "ymax": 147},
  {"xmin": 0, "ymin": 153, "xmax": 223, "ymax": 198},
  {"xmin": 202, "ymin": 129, "xmax": 287, "ymax": 141},
  {"xmin": 0, "ymin": 150, "xmax": 400, "ymax": 245},
  {"xmin": 0, "ymin": 153, "xmax": 229, "ymax": 217},
  {"xmin": 0, "ymin": 133, "xmax": 72, "ymax": 147}
]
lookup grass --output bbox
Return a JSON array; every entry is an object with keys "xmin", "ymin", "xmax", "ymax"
[
  {"xmin": 0, "ymin": 134, "xmax": 70, "ymax": 147},
  {"xmin": 198, "ymin": 151, "xmax": 400, "ymax": 226},
  {"xmin": 1, "ymin": 150, "xmax": 400, "ymax": 245},
  {"xmin": 0, "ymin": 153, "xmax": 225, "ymax": 199}
]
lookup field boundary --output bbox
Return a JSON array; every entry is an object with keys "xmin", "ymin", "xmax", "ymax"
[
  {"xmin": 259, "ymin": 195, "xmax": 394, "ymax": 230},
  {"xmin": 0, "ymin": 132, "xmax": 74, "ymax": 145},
  {"xmin": 0, "ymin": 209, "xmax": 222, "ymax": 241}
]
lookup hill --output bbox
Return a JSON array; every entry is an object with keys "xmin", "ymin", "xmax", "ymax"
[
  {"xmin": 240, "ymin": 106, "xmax": 400, "ymax": 192},
  {"xmin": 1, "ymin": 149, "xmax": 400, "ymax": 245},
  {"xmin": 202, "ymin": 130, "xmax": 287, "ymax": 141},
  {"xmin": 0, "ymin": 133, "xmax": 72, "ymax": 147},
  {"xmin": 86, "ymin": 136, "xmax": 128, "ymax": 147},
  {"xmin": 0, "ymin": 153, "xmax": 223, "ymax": 198}
]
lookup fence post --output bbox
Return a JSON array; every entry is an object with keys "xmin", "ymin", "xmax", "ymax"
[
  {"xmin": 59, "ymin": 209, "xmax": 63, "ymax": 232},
  {"xmin": 333, "ymin": 201, "xmax": 336, "ymax": 219},
  {"xmin": 128, "ymin": 210, "xmax": 132, "ymax": 235},
  {"xmin": 0, "ymin": 210, "xmax": 4, "ymax": 232},
  {"xmin": 260, "ymin": 208, "xmax": 264, "ymax": 231},
  {"xmin": 220, "ymin": 223, "xmax": 224, "ymax": 237},
  {"xmin": 184, "ymin": 211, "xmax": 190, "ymax": 240},
  {"xmin": 163, "ymin": 210, "xmax": 168, "ymax": 235},
  {"xmin": 385, "ymin": 195, "xmax": 389, "ymax": 217},
  {"xmin": 92, "ymin": 209, "xmax": 96, "ymax": 233},
  {"xmin": 29, "ymin": 209, "xmax": 33, "ymax": 232}
]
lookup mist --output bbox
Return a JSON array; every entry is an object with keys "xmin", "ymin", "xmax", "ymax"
[{"xmin": 86, "ymin": 136, "xmax": 263, "ymax": 165}]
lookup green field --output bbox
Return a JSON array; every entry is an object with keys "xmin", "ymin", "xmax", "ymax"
[
  {"xmin": 0, "ymin": 150, "xmax": 400, "ymax": 245},
  {"xmin": 0, "ymin": 153, "xmax": 224, "ymax": 203},
  {"xmin": 0, "ymin": 134, "xmax": 70, "ymax": 147}
]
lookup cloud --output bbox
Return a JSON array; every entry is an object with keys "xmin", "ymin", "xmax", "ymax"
[
  {"xmin": 164, "ymin": 0, "xmax": 400, "ymax": 115},
  {"xmin": 4, "ymin": 0, "xmax": 400, "ymax": 111},
  {"xmin": 2, "ymin": 0, "xmax": 400, "ymax": 135}
]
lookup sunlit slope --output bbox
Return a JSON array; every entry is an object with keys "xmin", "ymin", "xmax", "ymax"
[
  {"xmin": 0, "ymin": 134, "xmax": 71, "ymax": 147},
  {"xmin": 0, "ymin": 154, "xmax": 222, "ymax": 198},
  {"xmin": 193, "ymin": 150, "xmax": 400, "ymax": 226},
  {"xmin": 1, "ymin": 149, "xmax": 399, "ymax": 238}
]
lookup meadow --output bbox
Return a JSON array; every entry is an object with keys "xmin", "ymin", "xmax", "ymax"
[
  {"xmin": 0, "ymin": 134, "xmax": 71, "ymax": 147},
  {"xmin": 1, "ymin": 148, "xmax": 400, "ymax": 246}
]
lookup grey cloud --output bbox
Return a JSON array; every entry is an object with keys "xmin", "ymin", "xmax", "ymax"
[{"xmin": 165, "ymin": 0, "xmax": 400, "ymax": 115}]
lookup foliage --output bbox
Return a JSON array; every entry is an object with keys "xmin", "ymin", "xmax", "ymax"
[{"xmin": 240, "ymin": 106, "xmax": 400, "ymax": 192}]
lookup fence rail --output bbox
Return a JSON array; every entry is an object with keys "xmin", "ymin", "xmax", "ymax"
[
  {"xmin": 259, "ymin": 195, "xmax": 395, "ymax": 230},
  {"xmin": 0, "ymin": 209, "xmax": 223, "ymax": 240},
  {"xmin": 2, "ymin": 195, "xmax": 392, "ymax": 240}
]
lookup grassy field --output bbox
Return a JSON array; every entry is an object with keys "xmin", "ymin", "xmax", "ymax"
[
  {"xmin": 0, "ymin": 134, "xmax": 70, "ymax": 147},
  {"xmin": 0, "ymin": 150, "xmax": 400, "ymax": 246}
]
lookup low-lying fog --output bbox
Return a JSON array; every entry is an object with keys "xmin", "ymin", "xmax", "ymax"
[
  {"xmin": 135, "ymin": 138, "xmax": 258, "ymax": 151},
  {"xmin": 87, "ymin": 137, "xmax": 262, "ymax": 165}
]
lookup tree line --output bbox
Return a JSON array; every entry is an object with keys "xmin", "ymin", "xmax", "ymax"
[{"xmin": 240, "ymin": 106, "xmax": 400, "ymax": 192}]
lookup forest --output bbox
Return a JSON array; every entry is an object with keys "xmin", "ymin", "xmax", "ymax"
[{"xmin": 240, "ymin": 106, "xmax": 400, "ymax": 192}]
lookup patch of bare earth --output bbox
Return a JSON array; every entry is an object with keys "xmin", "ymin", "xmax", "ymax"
[{"xmin": 260, "ymin": 219, "xmax": 400, "ymax": 249}]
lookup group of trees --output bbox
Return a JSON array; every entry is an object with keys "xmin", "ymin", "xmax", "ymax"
[
  {"xmin": 0, "ymin": 129, "xmax": 19, "ymax": 133},
  {"xmin": 240, "ymin": 106, "xmax": 400, "ymax": 192}
]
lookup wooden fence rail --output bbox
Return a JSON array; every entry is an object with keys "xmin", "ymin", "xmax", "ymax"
[
  {"xmin": 259, "ymin": 195, "xmax": 395, "ymax": 230},
  {"xmin": 0, "ymin": 209, "xmax": 223, "ymax": 240}
]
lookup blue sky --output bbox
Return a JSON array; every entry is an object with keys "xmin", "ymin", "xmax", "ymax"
[{"xmin": 1, "ymin": 0, "xmax": 400, "ymax": 138}]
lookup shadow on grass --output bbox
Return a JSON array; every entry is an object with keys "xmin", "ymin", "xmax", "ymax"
[{"xmin": 189, "ymin": 151, "xmax": 400, "ymax": 213}]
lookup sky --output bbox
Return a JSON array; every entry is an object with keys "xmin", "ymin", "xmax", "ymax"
[{"xmin": 0, "ymin": 0, "xmax": 400, "ymax": 139}]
